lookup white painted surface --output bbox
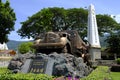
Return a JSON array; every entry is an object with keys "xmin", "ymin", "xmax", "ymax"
[
  {"xmin": 87, "ymin": 4, "xmax": 101, "ymax": 61},
  {"xmin": 0, "ymin": 42, "xmax": 8, "ymax": 50},
  {"xmin": 87, "ymin": 4, "xmax": 101, "ymax": 48},
  {"xmin": 0, "ymin": 60, "xmax": 10, "ymax": 67}
]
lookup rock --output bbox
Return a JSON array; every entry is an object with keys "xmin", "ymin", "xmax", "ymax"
[
  {"xmin": 49, "ymin": 52, "xmax": 67, "ymax": 64},
  {"xmin": 53, "ymin": 63, "xmax": 68, "ymax": 76},
  {"xmin": 8, "ymin": 52, "xmax": 92, "ymax": 78},
  {"xmin": 12, "ymin": 69, "xmax": 20, "ymax": 73},
  {"xmin": 66, "ymin": 64, "xmax": 74, "ymax": 73},
  {"xmin": 50, "ymin": 53, "xmax": 92, "ymax": 78},
  {"xmin": 75, "ymin": 57, "xmax": 84, "ymax": 64},
  {"xmin": 8, "ymin": 57, "xmax": 24, "ymax": 70}
]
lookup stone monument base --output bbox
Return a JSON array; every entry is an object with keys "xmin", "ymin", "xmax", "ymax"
[
  {"xmin": 89, "ymin": 47, "xmax": 101, "ymax": 61},
  {"xmin": 89, "ymin": 47, "xmax": 101, "ymax": 67},
  {"xmin": 8, "ymin": 52, "xmax": 93, "ymax": 78}
]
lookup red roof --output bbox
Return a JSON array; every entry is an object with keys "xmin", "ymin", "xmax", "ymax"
[{"xmin": 0, "ymin": 50, "xmax": 16, "ymax": 55}]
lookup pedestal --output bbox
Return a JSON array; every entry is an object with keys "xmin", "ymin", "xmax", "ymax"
[{"xmin": 89, "ymin": 47, "xmax": 101, "ymax": 61}]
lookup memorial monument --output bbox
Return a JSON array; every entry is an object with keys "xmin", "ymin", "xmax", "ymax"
[
  {"xmin": 8, "ymin": 30, "xmax": 93, "ymax": 78},
  {"xmin": 7, "ymin": 4, "xmax": 98, "ymax": 78},
  {"xmin": 87, "ymin": 4, "xmax": 101, "ymax": 61}
]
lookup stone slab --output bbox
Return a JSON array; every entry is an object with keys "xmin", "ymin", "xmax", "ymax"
[
  {"xmin": 45, "ymin": 58, "xmax": 55, "ymax": 75},
  {"xmin": 28, "ymin": 58, "xmax": 48, "ymax": 74},
  {"xmin": 21, "ymin": 59, "xmax": 31, "ymax": 73}
]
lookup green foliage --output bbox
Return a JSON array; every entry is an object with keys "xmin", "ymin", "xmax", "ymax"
[
  {"xmin": 0, "ymin": 0, "xmax": 16, "ymax": 43},
  {"xmin": 0, "ymin": 67, "xmax": 11, "ymax": 74},
  {"xmin": 97, "ymin": 14, "xmax": 119, "ymax": 36},
  {"xmin": 18, "ymin": 42, "xmax": 35, "ymax": 54},
  {"xmin": 17, "ymin": 7, "xmax": 119, "ymax": 40},
  {"xmin": 116, "ymin": 58, "xmax": 120, "ymax": 64},
  {"xmin": 105, "ymin": 33, "xmax": 120, "ymax": 55},
  {"xmin": 66, "ymin": 8, "xmax": 88, "ymax": 39},
  {"xmin": 0, "ymin": 67, "xmax": 53, "ymax": 80},
  {"xmin": 17, "ymin": 7, "xmax": 88, "ymax": 39}
]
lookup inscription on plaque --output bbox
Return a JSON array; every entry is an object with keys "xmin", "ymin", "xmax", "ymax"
[{"xmin": 28, "ymin": 58, "xmax": 48, "ymax": 74}]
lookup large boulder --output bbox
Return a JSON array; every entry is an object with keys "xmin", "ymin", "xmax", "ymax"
[
  {"xmin": 50, "ymin": 52, "xmax": 92, "ymax": 77},
  {"xmin": 8, "ymin": 57, "xmax": 25, "ymax": 73},
  {"xmin": 8, "ymin": 52, "xmax": 92, "ymax": 78}
]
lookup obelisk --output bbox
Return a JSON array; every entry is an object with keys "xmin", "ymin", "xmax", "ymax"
[{"xmin": 87, "ymin": 4, "xmax": 101, "ymax": 61}]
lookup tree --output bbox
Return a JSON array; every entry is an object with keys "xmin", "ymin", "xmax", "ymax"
[
  {"xmin": 17, "ymin": 7, "xmax": 88, "ymax": 39},
  {"xmin": 17, "ymin": 7, "xmax": 66, "ymax": 39},
  {"xmin": 96, "ymin": 14, "xmax": 119, "ymax": 36},
  {"xmin": 0, "ymin": 0, "xmax": 16, "ymax": 43},
  {"xmin": 18, "ymin": 42, "xmax": 34, "ymax": 54},
  {"xmin": 65, "ymin": 8, "xmax": 88, "ymax": 39},
  {"xmin": 17, "ymin": 7, "xmax": 119, "ymax": 40},
  {"xmin": 105, "ymin": 33, "xmax": 120, "ymax": 57}
]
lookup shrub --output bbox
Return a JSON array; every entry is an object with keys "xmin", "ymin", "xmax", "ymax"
[
  {"xmin": 116, "ymin": 58, "xmax": 120, "ymax": 64},
  {"xmin": 18, "ymin": 42, "xmax": 35, "ymax": 54},
  {"xmin": 0, "ymin": 67, "xmax": 53, "ymax": 80}
]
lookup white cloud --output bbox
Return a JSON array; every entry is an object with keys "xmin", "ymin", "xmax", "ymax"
[
  {"xmin": 115, "ymin": 14, "xmax": 120, "ymax": 23},
  {"xmin": 111, "ymin": 14, "xmax": 120, "ymax": 23},
  {"xmin": 21, "ymin": 37, "xmax": 33, "ymax": 41}
]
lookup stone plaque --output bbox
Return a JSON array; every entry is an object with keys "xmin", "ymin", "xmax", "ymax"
[{"xmin": 28, "ymin": 58, "xmax": 48, "ymax": 74}]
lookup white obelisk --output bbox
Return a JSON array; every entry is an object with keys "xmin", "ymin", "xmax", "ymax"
[{"xmin": 87, "ymin": 4, "xmax": 101, "ymax": 61}]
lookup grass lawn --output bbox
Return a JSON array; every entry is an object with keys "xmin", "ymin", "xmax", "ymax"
[
  {"xmin": 81, "ymin": 66, "xmax": 111, "ymax": 80},
  {"xmin": 110, "ymin": 72, "xmax": 120, "ymax": 80},
  {"xmin": 81, "ymin": 66, "xmax": 120, "ymax": 80}
]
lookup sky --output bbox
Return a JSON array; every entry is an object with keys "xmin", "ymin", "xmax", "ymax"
[{"xmin": 7, "ymin": 0, "xmax": 120, "ymax": 41}]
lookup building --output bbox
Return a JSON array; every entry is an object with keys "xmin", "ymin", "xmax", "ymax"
[
  {"xmin": 0, "ymin": 50, "xmax": 16, "ymax": 67},
  {"xmin": 0, "ymin": 42, "xmax": 8, "ymax": 50}
]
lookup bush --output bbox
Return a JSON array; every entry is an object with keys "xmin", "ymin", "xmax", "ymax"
[
  {"xmin": 0, "ymin": 73, "xmax": 53, "ymax": 80},
  {"xmin": 0, "ymin": 67, "xmax": 53, "ymax": 80},
  {"xmin": 18, "ymin": 42, "xmax": 35, "ymax": 54},
  {"xmin": 116, "ymin": 58, "xmax": 120, "ymax": 64}
]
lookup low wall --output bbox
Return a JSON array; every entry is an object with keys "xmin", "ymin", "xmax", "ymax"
[
  {"xmin": 97, "ymin": 60, "xmax": 116, "ymax": 66},
  {"xmin": 0, "ymin": 60, "xmax": 10, "ymax": 67}
]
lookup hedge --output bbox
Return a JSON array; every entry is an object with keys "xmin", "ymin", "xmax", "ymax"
[{"xmin": 0, "ymin": 67, "xmax": 53, "ymax": 80}]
